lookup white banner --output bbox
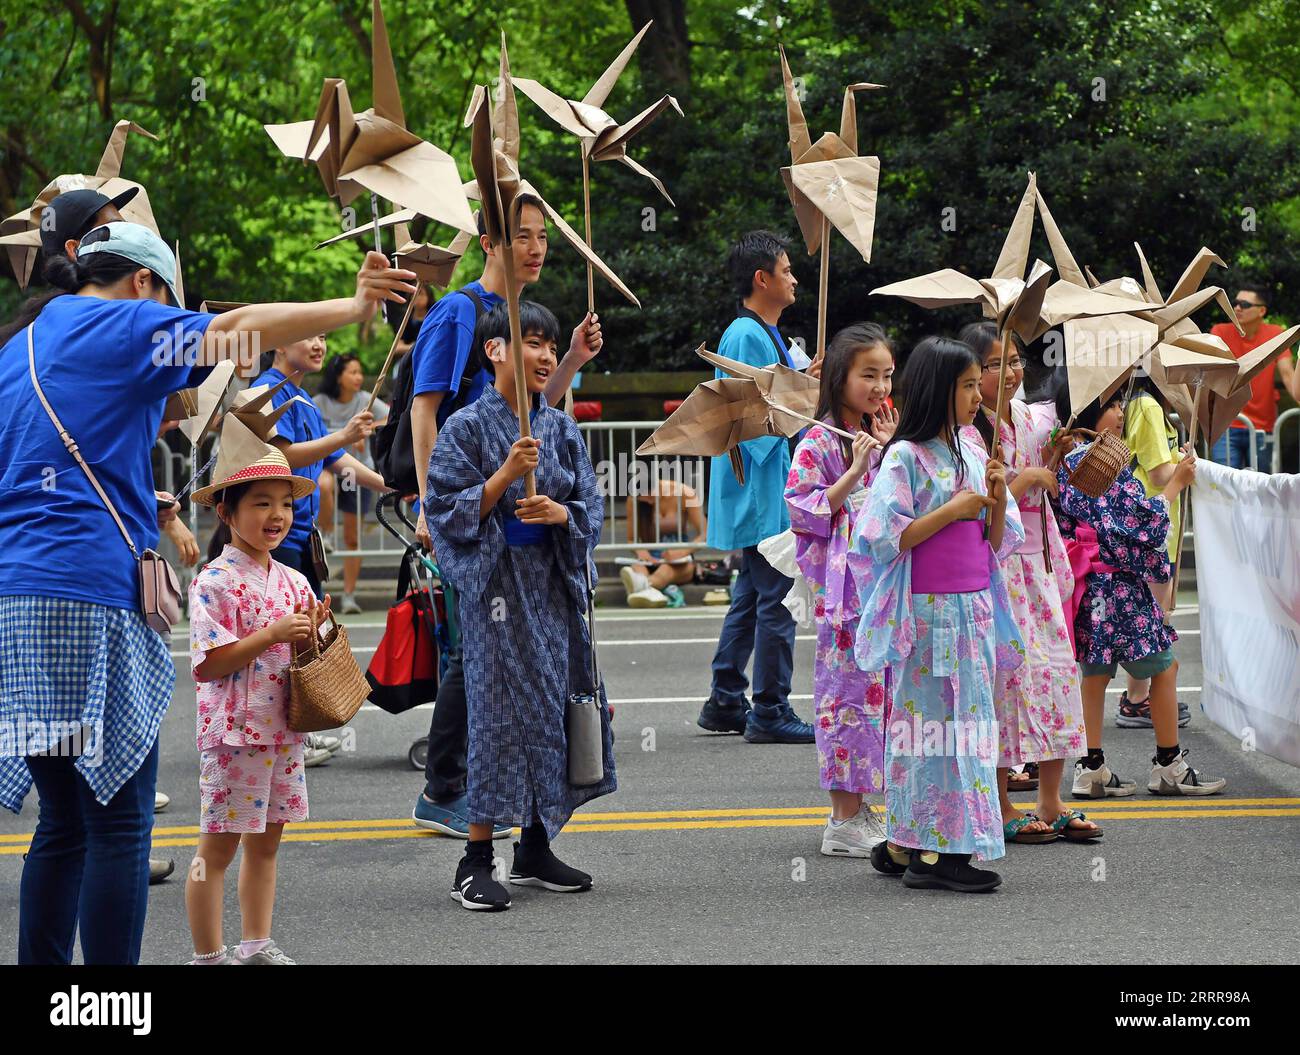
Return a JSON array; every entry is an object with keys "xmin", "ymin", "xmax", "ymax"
[{"xmin": 1192, "ymin": 459, "xmax": 1300, "ymax": 767}]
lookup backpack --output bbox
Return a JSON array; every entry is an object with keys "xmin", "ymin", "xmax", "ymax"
[{"xmin": 374, "ymin": 287, "xmax": 487, "ymax": 494}]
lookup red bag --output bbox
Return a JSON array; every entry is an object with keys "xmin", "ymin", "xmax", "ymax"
[{"xmin": 366, "ymin": 552, "xmax": 441, "ymax": 714}]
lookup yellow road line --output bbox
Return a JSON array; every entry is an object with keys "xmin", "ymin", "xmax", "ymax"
[{"xmin": 2, "ymin": 806, "xmax": 1298, "ymax": 855}]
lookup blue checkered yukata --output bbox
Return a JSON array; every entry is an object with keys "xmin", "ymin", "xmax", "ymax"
[{"xmin": 425, "ymin": 386, "xmax": 616, "ymax": 839}]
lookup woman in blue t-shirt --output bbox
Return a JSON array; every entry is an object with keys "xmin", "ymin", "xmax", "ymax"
[{"xmin": 0, "ymin": 221, "xmax": 414, "ymax": 964}]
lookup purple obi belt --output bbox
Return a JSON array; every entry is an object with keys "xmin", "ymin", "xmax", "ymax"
[{"xmin": 911, "ymin": 519, "xmax": 991, "ymax": 595}]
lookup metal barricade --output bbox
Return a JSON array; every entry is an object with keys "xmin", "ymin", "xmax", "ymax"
[
  {"xmin": 1273, "ymin": 407, "xmax": 1299, "ymax": 474},
  {"xmin": 577, "ymin": 421, "xmax": 712, "ymax": 556}
]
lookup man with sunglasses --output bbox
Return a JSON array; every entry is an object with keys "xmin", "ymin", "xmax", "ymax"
[{"xmin": 1209, "ymin": 285, "xmax": 1299, "ymax": 470}]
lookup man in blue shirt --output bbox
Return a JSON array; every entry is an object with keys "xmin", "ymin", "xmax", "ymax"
[
  {"xmin": 698, "ymin": 231, "xmax": 816, "ymax": 744},
  {"xmin": 409, "ymin": 196, "xmax": 605, "ymax": 838}
]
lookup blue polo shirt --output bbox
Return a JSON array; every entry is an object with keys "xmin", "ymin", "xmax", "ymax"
[
  {"xmin": 251, "ymin": 367, "xmax": 343, "ymax": 555},
  {"xmin": 706, "ymin": 315, "xmax": 795, "ymax": 551},
  {"xmin": 0, "ymin": 295, "xmax": 214, "ymax": 609},
  {"xmin": 410, "ymin": 282, "xmax": 504, "ymax": 428}
]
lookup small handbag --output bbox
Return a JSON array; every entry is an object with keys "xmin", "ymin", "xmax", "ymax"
[
  {"xmin": 288, "ymin": 608, "xmax": 371, "ymax": 732},
  {"xmin": 26, "ymin": 324, "xmax": 182, "ymax": 635},
  {"xmin": 566, "ymin": 558, "xmax": 606, "ymax": 787},
  {"xmin": 308, "ymin": 526, "xmax": 331, "ymax": 584}
]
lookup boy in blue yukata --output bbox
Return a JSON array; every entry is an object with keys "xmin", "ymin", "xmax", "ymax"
[
  {"xmin": 697, "ymin": 230, "xmax": 820, "ymax": 744},
  {"xmin": 425, "ymin": 301, "xmax": 615, "ymax": 912}
]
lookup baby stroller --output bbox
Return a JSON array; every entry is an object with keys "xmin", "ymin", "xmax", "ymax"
[{"xmin": 371, "ymin": 493, "xmax": 458, "ymax": 771}]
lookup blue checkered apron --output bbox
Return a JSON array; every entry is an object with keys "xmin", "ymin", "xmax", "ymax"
[{"xmin": 0, "ymin": 596, "xmax": 175, "ymax": 812}]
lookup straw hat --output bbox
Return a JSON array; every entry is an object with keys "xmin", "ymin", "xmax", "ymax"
[{"xmin": 192, "ymin": 414, "xmax": 316, "ymax": 505}]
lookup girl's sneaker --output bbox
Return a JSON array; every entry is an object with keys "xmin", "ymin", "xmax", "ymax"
[
  {"xmin": 820, "ymin": 810, "xmax": 885, "ymax": 858},
  {"xmin": 452, "ymin": 851, "xmax": 511, "ymax": 911},
  {"xmin": 1148, "ymin": 750, "xmax": 1226, "ymax": 796},
  {"xmin": 509, "ymin": 842, "xmax": 592, "ymax": 892},
  {"xmin": 339, "ymin": 594, "xmax": 362, "ymax": 615},
  {"xmin": 1071, "ymin": 760, "xmax": 1136, "ymax": 799},
  {"xmin": 233, "ymin": 941, "xmax": 296, "ymax": 965},
  {"xmin": 902, "ymin": 851, "xmax": 1002, "ymax": 893}
]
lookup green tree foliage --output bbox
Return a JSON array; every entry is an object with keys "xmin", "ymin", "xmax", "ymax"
[{"xmin": 1, "ymin": 0, "xmax": 1296, "ymax": 370}]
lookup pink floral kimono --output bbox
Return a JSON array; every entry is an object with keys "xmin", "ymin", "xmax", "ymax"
[{"xmin": 785, "ymin": 423, "xmax": 887, "ymax": 795}]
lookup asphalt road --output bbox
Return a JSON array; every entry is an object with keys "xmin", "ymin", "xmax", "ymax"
[{"xmin": 2, "ymin": 594, "xmax": 1297, "ymax": 965}]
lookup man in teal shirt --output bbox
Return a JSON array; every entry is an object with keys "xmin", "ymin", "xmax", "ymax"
[{"xmin": 698, "ymin": 231, "xmax": 816, "ymax": 743}]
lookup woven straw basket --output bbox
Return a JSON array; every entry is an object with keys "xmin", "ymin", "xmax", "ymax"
[
  {"xmin": 1067, "ymin": 428, "xmax": 1133, "ymax": 498},
  {"xmin": 288, "ymin": 611, "xmax": 370, "ymax": 732}
]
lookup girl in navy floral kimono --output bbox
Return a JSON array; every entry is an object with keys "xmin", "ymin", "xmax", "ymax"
[
  {"xmin": 426, "ymin": 302, "xmax": 616, "ymax": 912},
  {"xmin": 1053, "ymin": 391, "xmax": 1224, "ymax": 800}
]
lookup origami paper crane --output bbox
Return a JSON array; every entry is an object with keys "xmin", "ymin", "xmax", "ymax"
[
  {"xmin": 873, "ymin": 172, "xmax": 1057, "ymax": 441},
  {"xmin": 0, "ymin": 121, "xmax": 158, "ymax": 289},
  {"xmin": 514, "ymin": 22, "xmax": 681, "ymax": 312},
  {"xmin": 778, "ymin": 45, "xmax": 883, "ymax": 359},
  {"xmin": 636, "ymin": 344, "xmax": 851, "ymax": 484},
  {"xmin": 264, "ymin": 0, "xmax": 475, "ymax": 239},
  {"xmin": 696, "ymin": 345, "xmax": 820, "ymax": 421}
]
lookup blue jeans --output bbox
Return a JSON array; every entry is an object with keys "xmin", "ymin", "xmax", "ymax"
[
  {"xmin": 709, "ymin": 546, "xmax": 795, "ymax": 721},
  {"xmin": 19, "ymin": 739, "xmax": 158, "ymax": 965},
  {"xmin": 1210, "ymin": 427, "xmax": 1271, "ymax": 471}
]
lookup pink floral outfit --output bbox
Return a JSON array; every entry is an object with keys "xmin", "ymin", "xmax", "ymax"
[
  {"xmin": 188, "ymin": 545, "xmax": 313, "ymax": 834},
  {"xmin": 785, "ymin": 423, "xmax": 887, "ymax": 795},
  {"xmin": 985, "ymin": 405, "xmax": 1087, "ymax": 766}
]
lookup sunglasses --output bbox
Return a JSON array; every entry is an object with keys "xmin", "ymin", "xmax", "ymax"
[{"xmin": 1233, "ymin": 299, "xmax": 1263, "ymax": 310}]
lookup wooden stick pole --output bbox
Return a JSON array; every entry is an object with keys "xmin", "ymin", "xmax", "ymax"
[
  {"xmin": 370, "ymin": 193, "xmax": 383, "ymax": 254},
  {"xmin": 816, "ymin": 214, "xmax": 830, "ymax": 366},
  {"xmin": 774, "ymin": 405, "xmax": 854, "ymax": 440},
  {"xmin": 991, "ymin": 327, "xmax": 1012, "ymax": 463},
  {"xmin": 500, "ymin": 231, "xmax": 536, "ymax": 498},
  {"xmin": 365, "ymin": 291, "xmax": 418, "ymax": 414},
  {"xmin": 582, "ymin": 150, "xmax": 595, "ymax": 316},
  {"xmin": 1167, "ymin": 376, "xmax": 1202, "ymax": 614}
]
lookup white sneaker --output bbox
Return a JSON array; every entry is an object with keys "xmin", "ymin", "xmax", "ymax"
[
  {"xmin": 1148, "ymin": 750, "xmax": 1226, "ymax": 796},
  {"xmin": 627, "ymin": 586, "xmax": 668, "ymax": 609},
  {"xmin": 233, "ymin": 941, "xmax": 296, "ymax": 965},
  {"xmin": 340, "ymin": 595, "xmax": 362, "ymax": 615},
  {"xmin": 1071, "ymin": 761, "xmax": 1137, "ymax": 799},
  {"xmin": 154, "ymin": 791, "xmax": 170, "ymax": 813},
  {"xmin": 620, "ymin": 566, "xmax": 649, "ymax": 597},
  {"xmin": 303, "ymin": 732, "xmax": 341, "ymax": 768},
  {"xmin": 307, "ymin": 732, "xmax": 342, "ymax": 755},
  {"xmin": 820, "ymin": 811, "xmax": 885, "ymax": 858}
]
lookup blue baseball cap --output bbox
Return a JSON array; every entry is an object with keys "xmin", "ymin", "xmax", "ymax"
[{"xmin": 76, "ymin": 221, "xmax": 181, "ymax": 308}]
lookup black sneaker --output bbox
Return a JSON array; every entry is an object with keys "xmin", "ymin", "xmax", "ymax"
[
  {"xmin": 509, "ymin": 842, "xmax": 593, "ymax": 892},
  {"xmin": 902, "ymin": 851, "xmax": 1002, "ymax": 893},
  {"xmin": 697, "ymin": 698, "xmax": 750, "ymax": 734},
  {"xmin": 870, "ymin": 841, "xmax": 909, "ymax": 876},
  {"xmin": 450, "ymin": 851, "xmax": 511, "ymax": 911},
  {"xmin": 743, "ymin": 708, "xmax": 815, "ymax": 744}
]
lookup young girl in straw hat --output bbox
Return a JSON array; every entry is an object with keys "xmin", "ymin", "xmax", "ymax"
[{"xmin": 184, "ymin": 437, "xmax": 329, "ymax": 965}]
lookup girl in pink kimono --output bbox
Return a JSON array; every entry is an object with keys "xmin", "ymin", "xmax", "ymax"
[
  {"xmin": 785, "ymin": 324, "xmax": 899, "ymax": 860},
  {"xmin": 961, "ymin": 323, "xmax": 1096, "ymax": 844}
]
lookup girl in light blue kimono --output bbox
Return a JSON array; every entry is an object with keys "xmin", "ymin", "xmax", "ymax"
[
  {"xmin": 852, "ymin": 337, "xmax": 1025, "ymax": 893},
  {"xmin": 426, "ymin": 302, "xmax": 616, "ymax": 913}
]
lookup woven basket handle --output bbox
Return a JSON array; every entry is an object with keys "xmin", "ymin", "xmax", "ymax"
[{"xmin": 292, "ymin": 605, "xmax": 322, "ymax": 665}]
